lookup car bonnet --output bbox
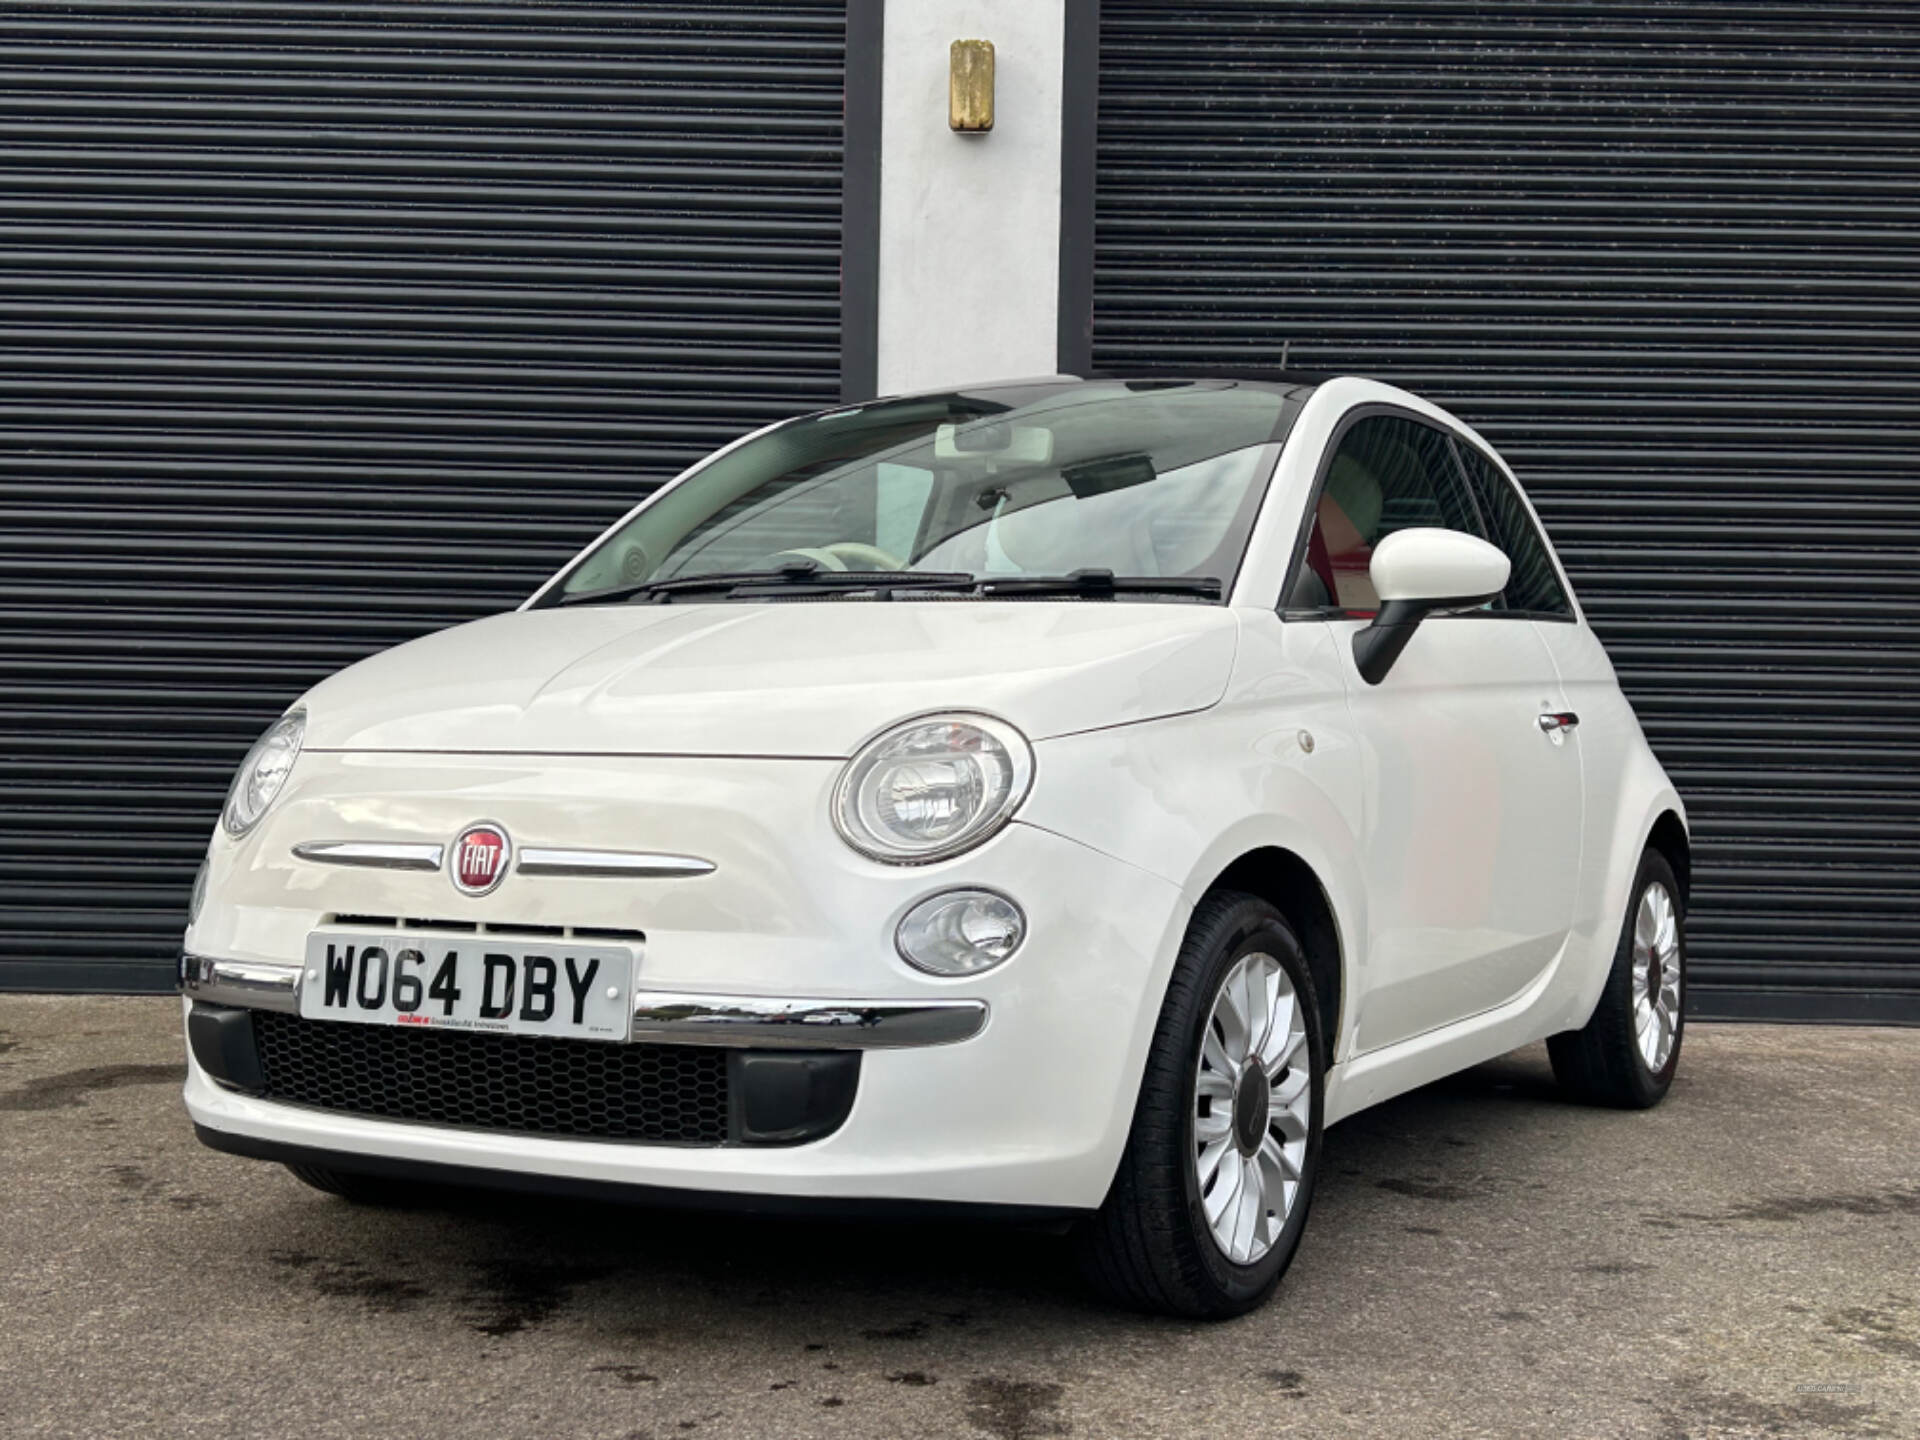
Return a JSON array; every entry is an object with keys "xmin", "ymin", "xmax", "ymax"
[{"xmin": 297, "ymin": 600, "xmax": 1241, "ymax": 757}]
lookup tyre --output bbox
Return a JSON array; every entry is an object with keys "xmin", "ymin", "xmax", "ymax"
[
  {"xmin": 283, "ymin": 1162, "xmax": 433, "ymax": 1207},
  {"xmin": 1077, "ymin": 891, "xmax": 1325, "ymax": 1318},
  {"xmin": 1549, "ymin": 848, "xmax": 1685, "ymax": 1109}
]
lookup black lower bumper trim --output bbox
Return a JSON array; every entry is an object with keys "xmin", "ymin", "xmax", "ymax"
[
  {"xmin": 192, "ymin": 1123, "xmax": 1085, "ymax": 1225},
  {"xmin": 188, "ymin": 1001, "xmax": 860, "ymax": 1147},
  {"xmin": 187, "ymin": 1001, "xmax": 264, "ymax": 1090}
]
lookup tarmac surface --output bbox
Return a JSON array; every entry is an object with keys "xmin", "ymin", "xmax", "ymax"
[{"xmin": 2, "ymin": 996, "xmax": 1915, "ymax": 1439}]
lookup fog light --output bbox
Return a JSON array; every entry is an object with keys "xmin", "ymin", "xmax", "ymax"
[{"xmin": 896, "ymin": 889, "xmax": 1025, "ymax": 976}]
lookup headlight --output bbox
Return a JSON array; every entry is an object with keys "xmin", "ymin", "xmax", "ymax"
[
  {"xmin": 222, "ymin": 707, "xmax": 306, "ymax": 837},
  {"xmin": 833, "ymin": 713, "xmax": 1033, "ymax": 863}
]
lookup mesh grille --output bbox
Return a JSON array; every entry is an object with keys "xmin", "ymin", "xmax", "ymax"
[{"xmin": 252, "ymin": 1012, "xmax": 729, "ymax": 1145}]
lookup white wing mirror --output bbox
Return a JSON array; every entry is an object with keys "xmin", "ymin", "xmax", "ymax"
[{"xmin": 1353, "ymin": 528, "xmax": 1511, "ymax": 685}]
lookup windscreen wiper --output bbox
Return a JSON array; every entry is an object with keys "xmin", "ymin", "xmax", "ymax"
[
  {"xmin": 555, "ymin": 563, "xmax": 977, "ymax": 606},
  {"xmin": 555, "ymin": 570, "xmax": 771, "ymax": 606},
  {"xmin": 720, "ymin": 568, "xmax": 979, "ymax": 597},
  {"xmin": 974, "ymin": 569, "xmax": 1224, "ymax": 600},
  {"xmin": 556, "ymin": 564, "xmax": 1225, "ymax": 607}
]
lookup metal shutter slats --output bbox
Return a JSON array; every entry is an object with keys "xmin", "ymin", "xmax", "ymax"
[
  {"xmin": 1095, "ymin": 0, "xmax": 1920, "ymax": 1021},
  {"xmin": 0, "ymin": 0, "xmax": 845, "ymax": 990}
]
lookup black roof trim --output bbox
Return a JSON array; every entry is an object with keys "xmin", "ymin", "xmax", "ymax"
[{"xmin": 1082, "ymin": 366, "xmax": 1334, "ymax": 390}]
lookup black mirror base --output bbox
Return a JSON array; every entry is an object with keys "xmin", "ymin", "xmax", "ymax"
[{"xmin": 1351, "ymin": 593, "xmax": 1502, "ymax": 684}]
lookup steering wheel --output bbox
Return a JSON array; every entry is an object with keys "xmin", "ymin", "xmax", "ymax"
[{"xmin": 765, "ymin": 543, "xmax": 905, "ymax": 572}]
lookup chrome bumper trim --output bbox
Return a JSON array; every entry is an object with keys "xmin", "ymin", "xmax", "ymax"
[
  {"xmin": 180, "ymin": 954, "xmax": 302, "ymax": 1014},
  {"xmin": 516, "ymin": 848, "xmax": 716, "ymax": 879},
  {"xmin": 292, "ymin": 841, "xmax": 444, "ymax": 871},
  {"xmin": 628, "ymin": 992, "xmax": 987, "ymax": 1049},
  {"xmin": 179, "ymin": 952, "xmax": 986, "ymax": 1049}
]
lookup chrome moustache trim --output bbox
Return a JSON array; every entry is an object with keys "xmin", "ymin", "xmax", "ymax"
[
  {"xmin": 292, "ymin": 841, "xmax": 443, "ymax": 871},
  {"xmin": 517, "ymin": 849, "xmax": 716, "ymax": 879},
  {"xmin": 178, "ymin": 953, "xmax": 986, "ymax": 1049},
  {"xmin": 292, "ymin": 842, "xmax": 716, "ymax": 879}
]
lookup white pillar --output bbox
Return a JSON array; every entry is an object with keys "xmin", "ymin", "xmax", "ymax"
[{"xmin": 874, "ymin": 0, "xmax": 1068, "ymax": 395}]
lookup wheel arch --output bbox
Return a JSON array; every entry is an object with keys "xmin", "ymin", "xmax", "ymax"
[
  {"xmin": 1564, "ymin": 767, "xmax": 1690, "ymax": 1034},
  {"xmin": 1204, "ymin": 846, "xmax": 1346, "ymax": 1061},
  {"xmin": 1646, "ymin": 808, "xmax": 1692, "ymax": 907}
]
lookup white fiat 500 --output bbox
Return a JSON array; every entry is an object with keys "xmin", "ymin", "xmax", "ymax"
[{"xmin": 183, "ymin": 375, "xmax": 1688, "ymax": 1317}]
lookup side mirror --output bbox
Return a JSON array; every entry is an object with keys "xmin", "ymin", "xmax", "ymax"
[{"xmin": 1352, "ymin": 528, "xmax": 1510, "ymax": 685}]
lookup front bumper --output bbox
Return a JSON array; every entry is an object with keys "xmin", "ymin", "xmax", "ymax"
[{"xmin": 184, "ymin": 750, "xmax": 1192, "ymax": 1208}]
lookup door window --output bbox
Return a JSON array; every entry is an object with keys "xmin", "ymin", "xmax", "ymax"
[
  {"xmin": 1449, "ymin": 442, "xmax": 1574, "ymax": 618},
  {"xmin": 1289, "ymin": 413, "xmax": 1487, "ymax": 616}
]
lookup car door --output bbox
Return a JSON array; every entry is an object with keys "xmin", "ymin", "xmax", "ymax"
[{"xmin": 1286, "ymin": 409, "xmax": 1584, "ymax": 1054}]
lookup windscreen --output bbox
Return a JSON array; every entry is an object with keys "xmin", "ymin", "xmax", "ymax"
[{"xmin": 555, "ymin": 381, "xmax": 1305, "ymax": 601}]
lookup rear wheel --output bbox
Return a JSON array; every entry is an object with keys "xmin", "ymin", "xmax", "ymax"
[
  {"xmin": 1549, "ymin": 848, "xmax": 1685, "ymax": 1108},
  {"xmin": 1077, "ymin": 891, "xmax": 1325, "ymax": 1318}
]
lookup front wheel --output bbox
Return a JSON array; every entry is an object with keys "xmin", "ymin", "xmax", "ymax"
[
  {"xmin": 1076, "ymin": 892, "xmax": 1325, "ymax": 1318},
  {"xmin": 1549, "ymin": 848, "xmax": 1686, "ymax": 1108}
]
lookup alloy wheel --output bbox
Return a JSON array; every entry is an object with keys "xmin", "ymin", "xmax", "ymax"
[
  {"xmin": 1632, "ymin": 882, "xmax": 1682, "ymax": 1072},
  {"xmin": 1192, "ymin": 952, "xmax": 1311, "ymax": 1264}
]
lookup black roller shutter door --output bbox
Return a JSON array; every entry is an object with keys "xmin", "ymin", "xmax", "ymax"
[
  {"xmin": 0, "ymin": 2, "xmax": 845, "ymax": 991},
  {"xmin": 1095, "ymin": 1, "xmax": 1920, "ymax": 1023}
]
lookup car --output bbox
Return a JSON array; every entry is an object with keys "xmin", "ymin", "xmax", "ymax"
[{"xmin": 181, "ymin": 374, "xmax": 1689, "ymax": 1318}]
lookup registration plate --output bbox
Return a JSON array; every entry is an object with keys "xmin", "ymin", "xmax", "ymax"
[{"xmin": 298, "ymin": 933, "xmax": 635, "ymax": 1042}]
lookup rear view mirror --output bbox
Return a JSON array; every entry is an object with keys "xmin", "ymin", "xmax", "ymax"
[
  {"xmin": 935, "ymin": 421, "xmax": 1054, "ymax": 463},
  {"xmin": 1352, "ymin": 528, "xmax": 1510, "ymax": 684}
]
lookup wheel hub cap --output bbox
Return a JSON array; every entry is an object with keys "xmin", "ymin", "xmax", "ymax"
[
  {"xmin": 1232, "ymin": 1060, "xmax": 1271, "ymax": 1154},
  {"xmin": 1192, "ymin": 951, "xmax": 1313, "ymax": 1266}
]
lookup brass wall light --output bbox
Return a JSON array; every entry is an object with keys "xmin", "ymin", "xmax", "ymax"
[{"xmin": 950, "ymin": 39, "xmax": 995, "ymax": 133}]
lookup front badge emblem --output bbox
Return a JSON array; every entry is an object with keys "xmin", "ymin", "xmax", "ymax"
[{"xmin": 450, "ymin": 823, "xmax": 511, "ymax": 896}]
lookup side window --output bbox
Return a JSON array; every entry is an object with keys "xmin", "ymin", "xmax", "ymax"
[
  {"xmin": 1288, "ymin": 413, "xmax": 1487, "ymax": 616},
  {"xmin": 1451, "ymin": 443, "xmax": 1573, "ymax": 618}
]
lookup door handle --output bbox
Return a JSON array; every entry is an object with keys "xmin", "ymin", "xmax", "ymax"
[{"xmin": 1537, "ymin": 711, "xmax": 1580, "ymax": 734}]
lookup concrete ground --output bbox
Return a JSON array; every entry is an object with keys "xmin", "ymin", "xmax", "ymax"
[{"xmin": 1, "ymin": 998, "xmax": 1915, "ymax": 1440}]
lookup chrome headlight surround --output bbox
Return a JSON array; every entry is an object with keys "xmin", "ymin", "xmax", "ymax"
[
  {"xmin": 221, "ymin": 707, "xmax": 306, "ymax": 838},
  {"xmin": 832, "ymin": 712, "xmax": 1034, "ymax": 864}
]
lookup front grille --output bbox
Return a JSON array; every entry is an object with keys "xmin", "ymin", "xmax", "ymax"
[{"xmin": 251, "ymin": 1012, "xmax": 729, "ymax": 1145}]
